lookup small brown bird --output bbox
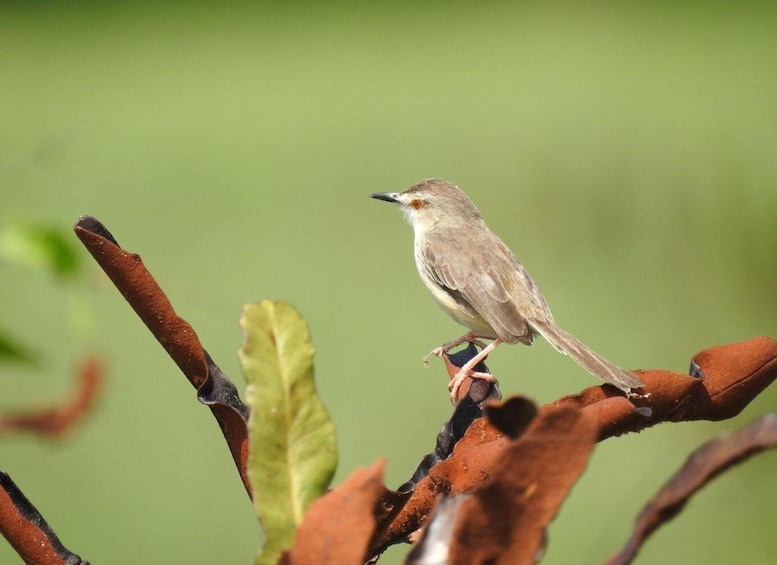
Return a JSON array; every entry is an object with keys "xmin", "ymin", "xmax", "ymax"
[{"xmin": 371, "ymin": 178, "xmax": 644, "ymax": 400}]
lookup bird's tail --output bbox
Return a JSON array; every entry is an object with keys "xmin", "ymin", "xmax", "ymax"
[{"xmin": 530, "ymin": 318, "xmax": 644, "ymax": 393}]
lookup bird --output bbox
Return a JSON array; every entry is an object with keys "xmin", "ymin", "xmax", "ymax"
[{"xmin": 371, "ymin": 178, "xmax": 644, "ymax": 401}]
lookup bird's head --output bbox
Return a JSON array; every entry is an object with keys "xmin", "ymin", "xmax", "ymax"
[{"xmin": 371, "ymin": 178, "xmax": 482, "ymax": 233}]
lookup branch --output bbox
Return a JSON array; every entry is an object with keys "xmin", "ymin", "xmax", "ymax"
[
  {"xmin": 0, "ymin": 472, "xmax": 88, "ymax": 564},
  {"xmin": 605, "ymin": 413, "xmax": 777, "ymax": 565},
  {"xmin": 367, "ymin": 336, "xmax": 777, "ymax": 555},
  {"xmin": 0, "ymin": 356, "xmax": 102, "ymax": 438},
  {"xmin": 557, "ymin": 336, "xmax": 777, "ymax": 439},
  {"xmin": 73, "ymin": 215, "xmax": 252, "ymax": 496}
]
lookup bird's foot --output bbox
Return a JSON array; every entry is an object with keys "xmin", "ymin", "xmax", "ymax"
[
  {"xmin": 448, "ymin": 369, "xmax": 495, "ymax": 402},
  {"xmin": 422, "ymin": 332, "xmax": 489, "ymax": 367}
]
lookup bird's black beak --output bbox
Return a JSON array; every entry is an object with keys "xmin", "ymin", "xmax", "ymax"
[{"xmin": 370, "ymin": 192, "xmax": 399, "ymax": 203}]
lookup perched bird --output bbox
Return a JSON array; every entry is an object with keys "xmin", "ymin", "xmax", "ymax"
[{"xmin": 371, "ymin": 178, "xmax": 644, "ymax": 400}]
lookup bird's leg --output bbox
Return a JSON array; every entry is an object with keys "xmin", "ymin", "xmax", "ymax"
[
  {"xmin": 423, "ymin": 331, "xmax": 491, "ymax": 366},
  {"xmin": 448, "ymin": 338, "xmax": 502, "ymax": 401}
]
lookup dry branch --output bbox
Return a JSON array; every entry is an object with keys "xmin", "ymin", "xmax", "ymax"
[
  {"xmin": 0, "ymin": 356, "xmax": 102, "ymax": 438},
  {"xmin": 73, "ymin": 215, "xmax": 252, "ymax": 496},
  {"xmin": 367, "ymin": 336, "xmax": 776, "ymax": 556},
  {"xmin": 605, "ymin": 413, "xmax": 777, "ymax": 565},
  {"xmin": 0, "ymin": 472, "xmax": 88, "ymax": 564}
]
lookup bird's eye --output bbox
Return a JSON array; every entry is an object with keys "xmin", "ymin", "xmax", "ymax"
[{"xmin": 409, "ymin": 198, "xmax": 426, "ymax": 210}]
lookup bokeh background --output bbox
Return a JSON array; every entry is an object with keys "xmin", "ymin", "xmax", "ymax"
[{"xmin": 2, "ymin": 2, "xmax": 776, "ymax": 563}]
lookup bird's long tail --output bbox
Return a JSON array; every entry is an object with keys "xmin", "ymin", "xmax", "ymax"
[{"xmin": 530, "ymin": 318, "xmax": 644, "ymax": 393}]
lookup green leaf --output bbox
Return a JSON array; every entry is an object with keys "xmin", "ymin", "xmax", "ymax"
[
  {"xmin": 0, "ymin": 223, "xmax": 81, "ymax": 279},
  {"xmin": 0, "ymin": 328, "xmax": 38, "ymax": 366},
  {"xmin": 238, "ymin": 300, "xmax": 337, "ymax": 565}
]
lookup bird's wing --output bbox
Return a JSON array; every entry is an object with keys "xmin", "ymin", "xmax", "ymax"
[
  {"xmin": 420, "ymin": 227, "xmax": 552, "ymax": 343},
  {"xmin": 419, "ymin": 238, "xmax": 478, "ymax": 318}
]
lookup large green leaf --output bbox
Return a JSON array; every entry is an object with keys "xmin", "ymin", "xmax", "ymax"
[{"xmin": 238, "ymin": 300, "xmax": 337, "ymax": 565}]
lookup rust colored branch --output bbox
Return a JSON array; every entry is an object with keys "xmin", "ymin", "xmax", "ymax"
[
  {"xmin": 0, "ymin": 472, "xmax": 88, "ymax": 564},
  {"xmin": 368, "ymin": 336, "xmax": 777, "ymax": 555},
  {"xmin": 605, "ymin": 413, "xmax": 777, "ymax": 565},
  {"xmin": 73, "ymin": 215, "xmax": 251, "ymax": 496},
  {"xmin": 0, "ymin": 356, "xmax": 102, "ymax": 438},
  {"xmin": 555, "ymin": 336, "xmax": 777, "ymax": 440}
]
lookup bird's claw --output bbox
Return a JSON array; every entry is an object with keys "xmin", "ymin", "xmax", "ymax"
[
  {"xmin": 423, "ymin": 334, "xmax": 490, "ymax": 367},
  {"xmin": 449, "ymin": 369, "xmax": 495, "ymax": 402},
  {"xmin": 422, "ymin": 347, "xmax": 445, "ymax": 367}
]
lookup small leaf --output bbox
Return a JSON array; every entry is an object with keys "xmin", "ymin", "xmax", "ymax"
[
  {"xmin": 239, "ymin": 300, "xmax": 337, "ymax": 565},
  {"xmin": 0, "ymin": 223, "xmax": 81, "ymax": 279},
  {"xmin": 449, "ymin": 403, "xmax": 598, "ymax": 564},
  {"xmin": 0, "ymin": 328, "xmax": 38, "ymax": 366},
  {"xmin": 286, "ymin": 459, "xmax": 387, "ymax": 565}
]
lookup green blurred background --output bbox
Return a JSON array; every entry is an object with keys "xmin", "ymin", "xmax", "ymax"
[{"xmin": 2, "ymin": 2, "xmax": 776, "ymax": 563}]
